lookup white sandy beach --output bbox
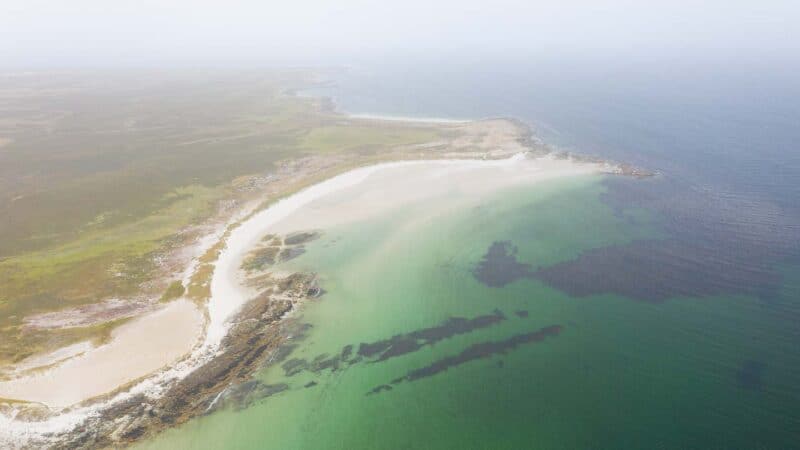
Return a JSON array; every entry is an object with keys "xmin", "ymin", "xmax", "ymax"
[
  {"xmin": 269, "ymin": 153, "xmax": 600, "ymax": 234},
  {"xmin": 0, "ymin": 152, "xmax": 605, "ymax": 447},
  {"xmin": 0, "ymin": 299, "xmax": 203, "ymax": 407},
  {"xmin": 207, "ymin": 153, "xmax": 602, "ymax": 344}
]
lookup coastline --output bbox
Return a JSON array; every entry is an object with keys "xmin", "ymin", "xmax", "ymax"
[
  {"xmin": 346, "ymin": 113, "xmax": 472, "ymax": 124},
  {"xmin": 0, "ymin": 90, "xmax": 644, "ymax": 448},
  {"xmin": 0, "ymin": 300, "xmax": 202, "ymax": 408}
]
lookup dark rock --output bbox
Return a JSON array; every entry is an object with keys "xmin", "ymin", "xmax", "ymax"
[{"xmin": 284, "ymin": 231, "xmax": 321, "ymax": 246}]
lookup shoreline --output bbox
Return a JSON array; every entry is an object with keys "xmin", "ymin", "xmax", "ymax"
[
  {"xmin": 346, "ymin": 113, "xmax": 472, "ymax": 124},
  {"xmin": 0, "ymin": 300, "xmax": 203, "ymax": 408},
  {"xmin": 0, "ymin": 99, "xmax": 644, "ymax": 447}
]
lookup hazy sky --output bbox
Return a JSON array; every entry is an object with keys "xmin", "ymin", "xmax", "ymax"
[{"xmin": 1, "ymin": 0, "xmax": 798, "ymax": 68}]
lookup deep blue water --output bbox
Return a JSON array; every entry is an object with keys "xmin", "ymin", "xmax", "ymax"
[
  {"xmin": 321, "ymin": 58, "xmax": 800, "ymax": 209},
  {"xmin": 313, "ymin": 58, "xmax": 800, "ymax": 303}
]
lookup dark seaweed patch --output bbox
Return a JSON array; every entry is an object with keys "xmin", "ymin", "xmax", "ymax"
[
  {"xmin": 378, "ymin": 325, "xmax": 562, "ymax": 390},
  {"xmin": 270, "ymin": 344, "xmax": 297, "ymax": 365},
  {"xmin": 472, "ymin": 241, "xmax": 535, "ymax": 287},
  {"xmin": 284, "ymin": 231, "xmax": 321, "ymax": 246},
  {"xmin": 212, "ymin": 380, "xmax": 289, "ymax": 412},
  {"xmin": 375, "ymin": 338, "xmax": 423, "ymax": 362},
  {"xmin": 282, "ymin": 310, "xmax": 507, "ymax": 377},
  {"xmin": 357, "ymin": 309, "xmax": 507, "ymax": 362},
  {"xmin": 279, "ymin": 246, "xmax": 306, "ymax": 262},
  {"xmin": 281, "ymin": 358, "xmax": 308, "ymax": 376},
  {"xmin": 533, "ymin": 239, "xmax": 783, "ymax": 303},
  {"xmin": 368, "ymin": 384, "xmax": 393, "ymax": 395},
  {"xmin": 281, "ymin": 351, "xmax": 347, "ymax": 377},
  {"xmin": 737, "ymin": 360, "xmax": 766, "ymax": 390},
  {"xmin": 340, "ymin": 344, "xmax": 353, "ymax": 361},
  {"xmin": 470, "ymin": 176, "xmax": 798, "ymax": 304},
  {"xmin": 274, "ymin": 312, "xmax": 561, "ymax": 397},
  {"xmin": 311, "ymin": 353, "xmax": 341, "ymax": 372},
  {"xmin": 357, "ymin": 340, "xmax": 392, "ymax": 359},
  {"xmin": 572, "ymin": 176, "xmax": 800, "ymax": 303}
]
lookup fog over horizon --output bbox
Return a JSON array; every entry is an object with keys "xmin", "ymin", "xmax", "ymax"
[{"xmin": 1, "ymin": 0, "xmax": 799, "ymax": 70}]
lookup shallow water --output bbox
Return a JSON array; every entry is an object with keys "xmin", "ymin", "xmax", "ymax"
[
  {"xmin": 141, "ymin": 59, "xmax": 800, "ymax": 449},
  {"xmin": 139, "ymin": 173, "xmax": 800, "ymax": 449}
]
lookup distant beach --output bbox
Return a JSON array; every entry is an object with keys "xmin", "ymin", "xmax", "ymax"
[{"xmin": 346, "ymin": 113, "xmax": 471, "ymax": 124}]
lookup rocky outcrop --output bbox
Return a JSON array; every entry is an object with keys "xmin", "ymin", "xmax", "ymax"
[{"xmin": 59, "ymin": 272, "xmax": 319, "ymax": 449}]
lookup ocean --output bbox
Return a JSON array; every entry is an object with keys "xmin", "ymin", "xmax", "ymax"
[{"xmin": 140, "ymin": 57, "xmax": 800, "ymax": 449}]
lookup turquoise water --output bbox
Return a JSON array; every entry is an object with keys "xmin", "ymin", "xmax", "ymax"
[{"xmin": 140, "ymin": 175, "xmax": 800, "ymax": 449}]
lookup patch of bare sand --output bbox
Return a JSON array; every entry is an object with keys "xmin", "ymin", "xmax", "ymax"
[
  {"xmin": 268, "ymin": 154, "xmax": 602, "ymax": 234},
  {"xmin": 0, "ymin": 300, "xmax": 203, "ymax": 408}
]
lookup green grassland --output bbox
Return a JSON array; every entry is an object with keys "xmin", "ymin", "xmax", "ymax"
[
  {"xmin": 299, "ymin": 124, "xmax": 441, "ymax": 153},
  {"xmin": 0, "ymin": 70, "xmax": 445, "ymax": 365}
]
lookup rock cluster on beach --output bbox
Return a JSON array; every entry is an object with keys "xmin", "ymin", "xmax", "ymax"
[{"xmin": 61, "ymin": 272, "xmax": 319, "ymax": 449}]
